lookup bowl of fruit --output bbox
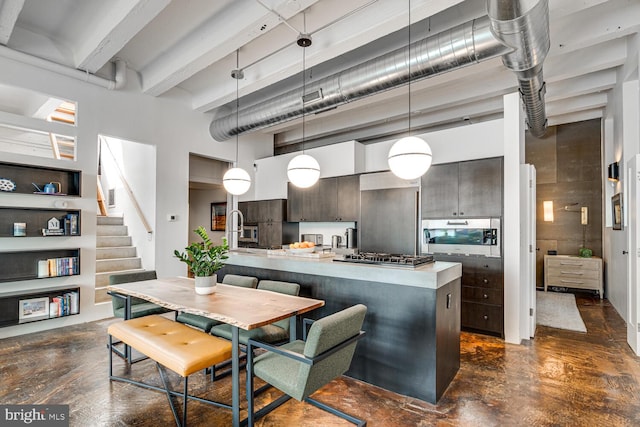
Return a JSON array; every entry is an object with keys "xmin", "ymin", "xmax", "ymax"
[{"xmin": 287, "ymin": 241, "xmax": 316, "ymax": 254}]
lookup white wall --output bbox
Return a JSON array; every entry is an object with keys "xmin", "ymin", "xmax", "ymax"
[
  {"xmin": 102, "ymin": 136, "xmax": 156, "ymax": 271},
  {"xmin": 0, "ymin": 54, "xmax": 272, "ymax": 337}
]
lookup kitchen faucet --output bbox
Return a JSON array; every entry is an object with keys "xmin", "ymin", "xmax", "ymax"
[{"xmin": 227, "ymin": 209, "xmax": 244, "ymax": 246}]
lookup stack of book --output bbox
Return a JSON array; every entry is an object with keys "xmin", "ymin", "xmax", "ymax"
[
  {"xmin": 37, "ymin": 256, "xmax": 79, "ymax": 278},
  {"xmin": 49, "ymin": 291, "xmax": 80, "ymax": 318}
]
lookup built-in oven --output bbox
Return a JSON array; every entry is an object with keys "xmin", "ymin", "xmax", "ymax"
[
  {"xmin": 421, "ymin": 218, "xmax": 501, "ymax": 257},
  {"xmin": 239, "ymin": 225, "xmax": 259, "ymax": 243}
]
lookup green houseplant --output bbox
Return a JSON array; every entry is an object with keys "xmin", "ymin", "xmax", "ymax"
[{"xmin": 174, "ymin": 226, "xmax": 228, "ymax": 294}]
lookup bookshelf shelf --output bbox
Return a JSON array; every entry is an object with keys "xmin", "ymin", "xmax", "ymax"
[
  {"xmin": 0, "ymin": 249, "xmax": 80, "ymax": 283},
  {"xmin": 0, "ymin": 207, "xmax": 80, "ymax": 237},
  {"xmin": 0, "ymin": 161, "xmax": 81, "ymax": 197},
  {"xmin": 0, "ymin": 286, "xmax": 80, "ymax": 328}
]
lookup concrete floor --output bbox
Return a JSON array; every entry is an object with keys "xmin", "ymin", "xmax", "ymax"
[{"xmin": 1, "ymin": 291, "xmax": 639, "ymax": 426}]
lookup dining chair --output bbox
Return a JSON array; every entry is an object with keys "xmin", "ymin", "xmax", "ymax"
[
  {"xmin": 109, "ymin": 270, "xmax": 171, "ymax": 319},
  {"xmin": 209, "ymin": 280, "xmax": 300, "ymax": 344},
  {"xmin": 246, "ymin": 304, "xmax": 367, "ymax": 426},
  {"xmin": 207, "ymin": 280, "xmax": 300, "ymax": 380},
  {"xmin": 176, "ymin": 274, "xmax": 259, "ymax": 333}
]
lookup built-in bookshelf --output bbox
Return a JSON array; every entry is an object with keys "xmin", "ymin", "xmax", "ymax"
[
  {"xmin": 0, "ymin": 249, "xmax": 80, "ymax": 283},
  {"xmin": 0, "ymin": 207, "xmax": 80, "ymax": 237},
  {"xmin": 0, "ymin": 286, "xmax": 80, "ymax": 327},
  {"xmin": 0, "ymin": 161, "xmax": 81, "ymax": 196}
]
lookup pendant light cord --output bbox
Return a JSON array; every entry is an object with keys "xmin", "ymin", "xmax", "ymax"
[
  {"xmin": 235, "ymin": 49, "xmax": 240, "ymax": 164},
  {"xmin": 407, "ymin": 0, "xmax": 412, "ymax": 137},
  {"xmin": 301, "ymin": 13, "xmax": 307, "ymax": 155}
]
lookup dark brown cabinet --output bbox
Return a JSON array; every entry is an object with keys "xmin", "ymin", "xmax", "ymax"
[
  {"xmin": 287, "ymin": 174, "xmax": 359, "ymax": 222},
  {"xmin": 421, "ymin": 157, "xmax": 502, "ymax": 219},
  {"xmin": 435, "ymin": 254, "xmax": 503, "ymax": 336},
  {"xmin": 238, "ymin": 199, "xmax": 297, "ymax": 248},
  {"xmin": 239, "ymin": 199, "xmax": 286, "ymax": 224}
]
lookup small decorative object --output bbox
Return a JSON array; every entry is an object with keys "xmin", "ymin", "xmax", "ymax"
[
  {"xmin": 174, "ymin": 226, "xmax": 228, "ymax": 295},
  {"xmin": 0, "ymin": 177, "xmax": 16, "ymax": 192},
  {"xmin": 18, "ymin": 297, "xmax": 50, "ymax": 323},
  {"xmin": 43, "ymin": 182, "xmax": 61, "ymax": 194},
  {"xmin": 579, "ymin": 248, "xmax": 593, "ymax": 258},
  {"xmin": 13, "ymin": 222, "xmax": 26, "ymax": 236},
  {"xmin": 42, "ymin": 216, "xmax": 65, "ymax": 236}
]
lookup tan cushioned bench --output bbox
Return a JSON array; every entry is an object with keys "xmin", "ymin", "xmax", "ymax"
[{"xmin": 108, "ymin": 315, "xmax": 232, "ymax": 377}]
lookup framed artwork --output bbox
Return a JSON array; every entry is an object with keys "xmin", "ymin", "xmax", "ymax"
[
  {"xmin": 612, "ymin": 193, "xmax": 623, "ymax": 230},
  {"xmin": 211, "ymin": 202, "xmax": 227, "ymax": 231},
  {"xmin": 18, "ymin": 297, "xmax": 49, "ymax": 323}
]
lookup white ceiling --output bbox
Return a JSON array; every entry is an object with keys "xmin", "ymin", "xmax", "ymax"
[{"xmin": 0, "ymin": 0, "xmax": 638, "ymax": 146}]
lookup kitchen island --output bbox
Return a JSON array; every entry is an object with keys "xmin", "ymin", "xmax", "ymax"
[{"xmin": 219, "ymin": 251, "xmax": 462, "ymax": 404}]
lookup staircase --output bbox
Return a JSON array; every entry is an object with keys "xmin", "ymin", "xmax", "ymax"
[{"xmin": 95, "ymin": 215, "xmax": 143, "ymax": 304}]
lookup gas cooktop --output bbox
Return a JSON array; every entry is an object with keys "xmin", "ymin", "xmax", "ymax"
[{"xmin": 334, "ymin": 252, "xmax": 434, "ymax": 268}]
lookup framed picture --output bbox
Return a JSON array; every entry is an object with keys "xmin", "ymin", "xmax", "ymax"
[
  {"xmin": 211, "ymin": 202, "xmax": 227, "ymax": 231},
  {"xmin": 612, "ymin": 193, "xmax": 623, "ymax": 230},
  {"xmin": 18, "ymin": 297, "xmax": 50, "ymax": 323}
]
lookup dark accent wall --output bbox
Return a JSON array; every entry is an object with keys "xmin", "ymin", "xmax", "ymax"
[{"xmin": 525, "ymin": 119, "xmax": 602, "ymax": 286}]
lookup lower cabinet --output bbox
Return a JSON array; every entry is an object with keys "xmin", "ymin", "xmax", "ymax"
[{"xmin": 435, "ymin": 254, "xmax": 504, "ymax": 337}]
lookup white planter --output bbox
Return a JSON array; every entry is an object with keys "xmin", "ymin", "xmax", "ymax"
[{"xmin": 195, "ymin": 274, "xmax": 217, "ymax": 295}]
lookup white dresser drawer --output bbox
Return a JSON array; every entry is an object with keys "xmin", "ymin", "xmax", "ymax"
[{"xmin": 544, "ymin": 255, "xmax": 603, "ymax": 298}]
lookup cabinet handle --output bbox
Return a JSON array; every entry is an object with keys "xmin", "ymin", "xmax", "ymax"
[
  {"xmin": 560, "ymin": 279, "xmax": 585, "ymax": 284},
  {"xmin": 483, "ymin": 279, "xmax": 489, "ymax": 284},
  {"xmin": 483, "ymin": 294, "xmax": 489, "ymax": 299},
  {"xmin": 560, "ymin": 271, "xmax": 583, "ymax": 275},
  {"xmin": 483, "ymin": 315, "xmax": 489, "ymax": 320},
  {"xmin": 459, "ymin": 212, "xmax": 464, "ymax": 216},
  {"xmin": 453, "ymin": 212, "xmax": 457, "ymax": 216}
]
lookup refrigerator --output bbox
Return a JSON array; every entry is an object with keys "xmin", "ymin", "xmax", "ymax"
[{"xmin": 359, "ymin": 172, "xmax": 420, "ymax": 255}]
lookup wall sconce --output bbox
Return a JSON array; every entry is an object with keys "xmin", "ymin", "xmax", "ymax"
[
  {"xmin": 608, "ymin": 162, "xmax": 619, "ymax": 182},
  {"xmin": 543, "ymin": 200, "xmax": 554, "ymax": 222}
]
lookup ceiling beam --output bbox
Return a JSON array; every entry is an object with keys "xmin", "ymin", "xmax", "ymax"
[
  {"xmin": 545, "ymin": 69, "xmax": 617, "ymax": 103},
  {"xmin": 75, "ymin": 0, "xmax": 171, "ymax": 73},
  {"xmin": 0, "ymin": 0, "xmax": 24, "ymax": 45},
  {"xmin": 192, "ymin": 0, "xmax": 467, "ymax": 112},
  {"xmin": 141, "ymin": 0, "xmax": 321, "ymax": 97}
]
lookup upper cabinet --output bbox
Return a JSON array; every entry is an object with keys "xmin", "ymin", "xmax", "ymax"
[
  {"xmin": 287, "ymin": 174, "xmax": 359, "ymax": 222},
  {"xmin": 422, "ymin": 157, "xmax": 502, "ymax": 219},
  {"xmin": 238, "ymin": 199, "xmax": 286, "ymax": 224}
]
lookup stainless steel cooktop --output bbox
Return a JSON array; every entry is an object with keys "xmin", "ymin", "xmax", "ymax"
[{"xmin": 334, "ymin": 252, "xmax": 434, "ymax": 267}]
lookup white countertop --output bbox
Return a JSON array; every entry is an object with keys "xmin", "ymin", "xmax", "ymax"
[{"xmin": 226, "ymin": 251, "xmax": 461, "ymax": 289}]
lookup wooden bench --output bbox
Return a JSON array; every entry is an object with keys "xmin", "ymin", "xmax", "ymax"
[{"xmin": 108, "ymin": 315, "xmax": 233, "ymax": 426}]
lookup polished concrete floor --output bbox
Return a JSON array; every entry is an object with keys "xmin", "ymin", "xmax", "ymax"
[{"xmin": 1, "ymin": 291, "xmax": 639, "ymax": 426}]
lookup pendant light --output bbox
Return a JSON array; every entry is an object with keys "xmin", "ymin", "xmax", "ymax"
[
  {"xmin": 223, "ymin": 49, "xmax": 251, "ymax": 195},
  {"xmin": 287, "ymin": 14, "xmax": 320, "ymax": 189},
  {"xmin": 388, "ymin": 1, "xmax": 432, "ymax": 180}
]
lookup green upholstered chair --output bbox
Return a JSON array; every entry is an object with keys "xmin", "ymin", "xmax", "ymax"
[
  {"xmin": 246, "ymin": 304, "xmax": 367, "ymax": 426},
  {"xmin": 109, "ymin": 270, "xmax": 171, "ymax": 319},
  {"xmin": 176, "ymin": 274, "xmax": 259, "ymax": 333},
  {"xmin": 209, "ymin": 280, "xmax": 300, "ymax": 344}
]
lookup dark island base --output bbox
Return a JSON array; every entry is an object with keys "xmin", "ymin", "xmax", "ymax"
[{"xmin": 219, "ymin": 264, "xmax": 461, "ymax": 404}]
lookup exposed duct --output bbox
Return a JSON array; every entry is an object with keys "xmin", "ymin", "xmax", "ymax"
[{"xmin": 209, "ymin": 0, "xmax": 549, "ymax": 141}]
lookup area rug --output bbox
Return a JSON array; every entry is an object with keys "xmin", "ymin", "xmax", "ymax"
[{"xmin": 536, "ymin": 291, "xmax": 587, "ymax": 333}]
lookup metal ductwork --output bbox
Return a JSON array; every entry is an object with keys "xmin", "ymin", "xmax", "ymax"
[{"xmin": 209, "ymin": 0, "xmax": 549, "ymax": 141}]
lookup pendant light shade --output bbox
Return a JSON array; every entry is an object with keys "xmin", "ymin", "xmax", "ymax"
[
  {"xmin": 388, "ymin": 135, "xmax": 432, "ymax": 180},
  {"xmin": 223, "ymin": 167, "xmax": 251, "ymax": 195},
  {"xmin": 287, "ymin": 154, "xmax": 320, "ymax": 188}
]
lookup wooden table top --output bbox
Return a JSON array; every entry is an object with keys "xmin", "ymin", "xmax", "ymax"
[{"xmin": 107, "ymin": 277, "xmax": 325, "ymax": 330}]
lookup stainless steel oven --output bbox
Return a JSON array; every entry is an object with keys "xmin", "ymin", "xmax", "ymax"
[
  {"xmin": 421, "ymin": 218, "xmax": 501, "ymax": 257},
  {"xmin": 239, "ymin": 225, "xmax": 258, "ymax": 243}
]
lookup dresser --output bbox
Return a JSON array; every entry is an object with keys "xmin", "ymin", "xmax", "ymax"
[{"xmin": 544, "ymin": 255, "xmax": 603, "ymax": 299}]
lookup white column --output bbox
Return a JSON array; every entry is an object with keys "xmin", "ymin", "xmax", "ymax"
[{"xmin": 503, "ymin": 92, "xmax": 526, "ymax": 344}]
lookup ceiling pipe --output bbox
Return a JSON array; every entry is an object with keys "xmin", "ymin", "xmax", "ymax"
[
  {"xmin": 0, "ymin": 45, "xmax": 126, "ymax": 90},
  {"xmin": 210, "ymin": 0, "xmax": 550, "ymax": 141}
]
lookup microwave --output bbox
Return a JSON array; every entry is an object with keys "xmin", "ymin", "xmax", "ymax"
[
  {"xmin": 239, "ymin": 225, "xmax": 258, "ymax": 243},
  {"xmin": 421, "ymin": 218, "xmax": 501, "ymax": 257}
]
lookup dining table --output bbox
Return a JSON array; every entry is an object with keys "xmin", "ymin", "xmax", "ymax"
[{"xmin": 107, "ymin": 276, "xmax": 325, "ymax": 427}]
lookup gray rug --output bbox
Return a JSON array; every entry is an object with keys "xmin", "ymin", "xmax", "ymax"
[{"xmin": 536, "ymin": 291, "xmax": 587, "ymax": 333}]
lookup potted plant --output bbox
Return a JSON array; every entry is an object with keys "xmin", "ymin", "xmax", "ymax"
[{"xmin": 174, "ymin": 226, "xmax": 228, "ymax": 294}]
